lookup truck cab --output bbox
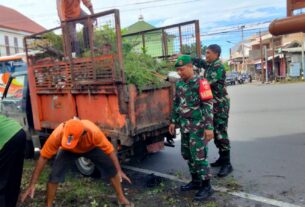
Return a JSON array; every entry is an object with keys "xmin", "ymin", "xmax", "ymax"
[{"xmin": 0, "ymin": 70, "xmax": 37, "ymax": 158}]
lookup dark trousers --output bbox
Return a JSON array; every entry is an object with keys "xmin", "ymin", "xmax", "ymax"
[
  {"xmin": 49, "ymin": 148, "xmax": 117, "ymax": 183},
  {"xmin": 0, "ymin": 129, "xmax": 26, "ymax": 207}
]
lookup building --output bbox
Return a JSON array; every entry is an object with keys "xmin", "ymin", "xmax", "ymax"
[
  {"xmin": 0, "ymin": 5, "xmax": 45, "ymax": 57},
  {"xmin": 123, "ymin": 15, "xmax": 174, "ymax": 58},
  {"xmin": 230, "ymin": 30, "xmax": 305, "ymax": 80},
  {"xmin": 230, "ymin": 38, "xmax": 252, "ymax": 73}
]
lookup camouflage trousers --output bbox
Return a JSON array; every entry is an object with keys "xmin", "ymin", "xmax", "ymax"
[
  {"xmin": 181, "ymin": 129, "xmax": 210, "ymax": 181},
  {"xmin": 214, "ymin": 103, "xmax": 230, "ymax": 152}
]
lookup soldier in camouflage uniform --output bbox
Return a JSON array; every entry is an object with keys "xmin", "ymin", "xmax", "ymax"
[
  {"xmin": 205, "ymin": 44, "xmax": 233, "ymax": 177},
  {"xmin": 169, "ymin": 55, "xmax": 214, "ymax": 201}
]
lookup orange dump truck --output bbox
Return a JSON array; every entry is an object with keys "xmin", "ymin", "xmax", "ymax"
[{"xmin": 0, "ymin": 9, "xmax": 201, "ymax": 175}]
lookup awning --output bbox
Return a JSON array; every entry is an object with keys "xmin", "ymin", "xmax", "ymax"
[
  {"xmin": 252, "ymin": 54, "xmax": 280, "ymax": 65},
  {"xmin": 282, "ymin": 47, "xmax": 303, "ymax": 53}
]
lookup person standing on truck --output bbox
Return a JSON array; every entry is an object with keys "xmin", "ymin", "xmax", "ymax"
[
  {"xmin": 205, "ymin": 44, "xmax": 233, "ymax": 177},
  {"xmin": 169, "ymin": 55, "xmax": 214, "ymax": 201},
  {"xmin": 57, "ymin": 0, "xmax": 94, "ymax": 56},
  {"xmin": 0, "ymin": 115, "xmax": 26, "ymax": 207},
  {"xmin": 21, "ymin": 119, "xmax": 134, "ymax": 207}
]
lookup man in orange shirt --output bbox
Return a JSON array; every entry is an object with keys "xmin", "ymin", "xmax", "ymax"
[
  {"xmin": 57, "ymin": 0, "xmax": 94, "ymax": 56},
  {"xmin": 22, "ymin": 119, "xmax": 133, "ymax": 207}
]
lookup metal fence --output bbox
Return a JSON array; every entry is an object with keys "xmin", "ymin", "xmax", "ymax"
[{"xmin": 122, "ymin": 20, "xmax": 201, "ymax": 59}]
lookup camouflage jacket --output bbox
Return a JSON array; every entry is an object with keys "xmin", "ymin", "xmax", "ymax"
[
  {"xmin": 170, "ymin": 76, "xmax": 214, "ymax": 133},
  {"xmin": 205, "ymin": 59, "xmax": 230, "ymax": 112}
]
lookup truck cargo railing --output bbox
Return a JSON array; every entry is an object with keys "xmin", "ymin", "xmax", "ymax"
[
  {"xmin": 24, "ymin": 9, "xmax": 125, "ymax": 94},
  {"xmin": 122, "ymin": 20, "xmax": 201, "ymax": 59}
]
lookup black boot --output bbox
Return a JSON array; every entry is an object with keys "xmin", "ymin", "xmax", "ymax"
[
  {"xmin": 180, "ymin": 174, "xmax": 201, "ymax": 191},
  {"xmin": 217, "ymin": 151, "xmax": 233, "ymax": 177},
  {"xmin": 194, "ymin": 179, "xmax": 214, "ymax": 201},
  {"xmin": 210, "ymin": 151, "xmax": 224, "ymax": 167}
]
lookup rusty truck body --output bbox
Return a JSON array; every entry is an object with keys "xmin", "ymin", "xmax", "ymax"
[{"xmin": 0, "ymin": 9, "xmax": 201, "ymax": 175}]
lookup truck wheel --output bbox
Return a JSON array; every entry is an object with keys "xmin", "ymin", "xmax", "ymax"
[{"xmin": 75, "ymin": 157, "xmax": 100, "ymax": 178}]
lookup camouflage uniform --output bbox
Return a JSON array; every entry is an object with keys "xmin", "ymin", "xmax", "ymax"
[
  {"xmin": 171, "ymin": 76, "xmax": 214, "ymax": 181},
  {"xmin": 205, "ymin": 59, "xmax": 230, "ymax": 152}
]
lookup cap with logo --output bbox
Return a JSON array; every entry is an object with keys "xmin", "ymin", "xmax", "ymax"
[
  {"xmin": 175, "ymin": 55, "xmax": 192, "ymax": 68},
  {"xmin": 61, "ymin": 119, "xmax": 85, "ymax": 149}
]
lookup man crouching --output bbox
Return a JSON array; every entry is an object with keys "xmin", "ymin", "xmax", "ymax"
[{"xmin": 22, "ymin": 119, "xmax": 133, "ymax": 207}]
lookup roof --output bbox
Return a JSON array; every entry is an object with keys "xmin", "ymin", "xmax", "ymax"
[
  {"xmin": 0, "ymin": 5, "xmax": 45, "ymax": 33},
  {"xmin": 124, "ymin": 20, "xmax": 155, "ymax": 35}
]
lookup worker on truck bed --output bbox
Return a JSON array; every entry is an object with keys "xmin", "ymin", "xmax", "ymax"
[
  {"xmin": 21, "ymin": 119, "xmax": 134, "ymax": 207},
  {"xmin": 169, "ymin": 55, "xmax": 214, "ymax": 201},
  {"xmin": 0, "ymin": 115, "xmax": 26, "ymax": 207},
  {"xmin": 57, "ymin": 0, "xmax": 94, "ymax": 56}
]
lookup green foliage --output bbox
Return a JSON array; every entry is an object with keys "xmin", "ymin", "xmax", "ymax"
[
  {"xmin": 124, "ymin": 52, "xmax": 164, "ymax": 90},
  {"xmin": 181, "ymin": 43, "xmax": 206, "ymax": 57},
  {"xmin": 41, "ymin": 32, "xmax": 63, "ymax": 51},
  {"xmin": 202, "ymin": 201, "xmax": 218, "ymax": 207},
  {"xmin": 122, "ymin": 42, "xmax": 133, "ymax": 54},
  {"xmin": 202, "ymin": 45, "xmax": 207, "ymax": 55},
  {"xmin": 94, "ymin": 25, "xmax": 116, "ymax": 49},
  {"xmin": 141, "ymin": 46, "xmax": 147, "ymax": 54},
  {"xmin": 224, "ymin": 61, "xmax": 231, "ymax": 72},
  {"xmin": 122, "ymin": 40, "xmax": 175, "ymax": 90}
]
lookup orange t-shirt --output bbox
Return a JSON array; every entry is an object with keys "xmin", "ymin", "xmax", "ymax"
[
  {"xmin": 60, "ymin": 0, "xmax": 92, "ymax": 21},
  {"xmin": 40, "ymin": 120, "xmax": 114, "ymax": 159}
]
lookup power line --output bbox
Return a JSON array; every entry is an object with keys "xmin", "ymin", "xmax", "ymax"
[
  {"xmin": 201, "ymin": 26, "xmax": 269, "ymax": 36},
  {"xmin": 5, "ymin": 0, "xmax": 284, "ymax": 20}
]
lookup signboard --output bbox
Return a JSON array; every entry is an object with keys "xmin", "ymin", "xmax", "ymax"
[
  {"xmin": 289, "ymin": 62, "xmax": 301, "ymax": 77},
  {"xmin": 255, "ymin": 63, "xmax": 262, "ymax": 70}
]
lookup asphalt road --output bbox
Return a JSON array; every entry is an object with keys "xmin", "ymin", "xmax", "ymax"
[{"xmin": 130, "ymin": 82, "xmax": 305, "ymax": 206}]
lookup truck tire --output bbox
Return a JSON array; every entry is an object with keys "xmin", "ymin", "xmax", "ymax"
[{"xmin": 75, "ymin": 157, "xmax": 100, "ymax": 178}]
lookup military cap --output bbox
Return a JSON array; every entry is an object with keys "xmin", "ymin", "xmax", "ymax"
[{"xmin": 175, "ymin": 55, "xmax": 192, "ymax": 67}]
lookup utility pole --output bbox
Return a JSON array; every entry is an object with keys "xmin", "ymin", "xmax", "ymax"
[
  {"xmin": 272, "ymin": 36, "xmax": 275, "ymax": 81},
  {"xmin": 302, "ymin": 33, "xmax": 305, "ymax": 79},
  {"xmin": 229, "ymin": 48, "xmax": 232, "ymax": 71},
  {"xmin": 260, "ymin": 30, "xmax": 265, "ymax": 83},
  {"xmin": 241, "ymin": 25, "xmax": 245, "ymax": 72},
  {"xmin": 264, "ymin": 45, "xmax": 268, "ymax": 82}
]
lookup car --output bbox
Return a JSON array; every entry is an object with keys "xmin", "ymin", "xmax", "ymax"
[{"xmin": 226, "ymin": 74, "xmax": 236, "ymax": 85}]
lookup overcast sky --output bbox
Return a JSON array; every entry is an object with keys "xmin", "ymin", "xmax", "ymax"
[{"xmin": 1, "ymin": 0, "xmax": 287, "ymax": 58}]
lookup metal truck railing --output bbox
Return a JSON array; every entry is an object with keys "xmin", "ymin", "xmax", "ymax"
[
  {"xmin": 24, "ymin": 9, "xmax": 125, "ymax": 94},
  {"xmin": 122, "ymin": 20, "xmax": 201, "ymax": 59}
]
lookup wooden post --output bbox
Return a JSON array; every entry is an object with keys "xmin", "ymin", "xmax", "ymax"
[
  {"xmin": 178, "ymin": 26, "xmax": 183, "ymax": 54},
  {"xmin": 195, "ymin": 20, "xmax": 201, "ymax": 58}
]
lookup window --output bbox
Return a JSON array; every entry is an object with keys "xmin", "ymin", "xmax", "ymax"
[
  {"xmin": 4, "ymin": 36, "xmax": 10, "ymax": 56},
  {"xmin": 14, "ymin": 37, "xmax": 19, "ymax": 54},
  {"xmin": 6, "ymin": 75, "xmax": 25, "ymax": 99}
]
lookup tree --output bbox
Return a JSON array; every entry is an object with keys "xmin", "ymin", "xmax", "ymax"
[
  {"xmin": 181, "ymin": 43, "xmax": 206, "ymax": 57},
  {"xmin": 223, "ymin": 61, "xmax": 231, "ymax": 72}
]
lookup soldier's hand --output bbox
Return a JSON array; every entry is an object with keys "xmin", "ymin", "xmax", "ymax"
[
  {"xmin": 169, "ymin": 124, "xmax": 176, "ymax": 135},
  {"xmin": 204, "ymin": 130, "xmax": 214, "ymax": 144}
]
